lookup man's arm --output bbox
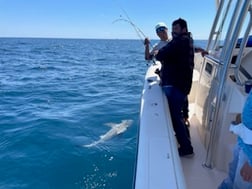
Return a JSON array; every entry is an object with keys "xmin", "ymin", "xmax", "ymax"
[
  {"xmin": 144, "ymin": 38, "xmax": 153, "ymax": 60},
  {"xmin": 194, "ymin": 47, "xmax": 208, "ymax": 57},
  {"xmin": 155, "ymin": 41, "xmax": 173, "ymax": 61}
]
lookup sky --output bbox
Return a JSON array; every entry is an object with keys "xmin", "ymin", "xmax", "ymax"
[{"xmin": 0, "ymin": 0, "xmax": 217, "ymax": 40}]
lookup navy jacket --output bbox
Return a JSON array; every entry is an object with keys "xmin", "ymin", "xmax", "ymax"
[{"xmin": 156, "ymin": 33, "xmax": 194, "ymax": 95}]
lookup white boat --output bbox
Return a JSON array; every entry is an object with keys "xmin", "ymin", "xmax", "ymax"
[{"xmin": 134, "ymin": 0, "xmax": 252, "ymax": 188}]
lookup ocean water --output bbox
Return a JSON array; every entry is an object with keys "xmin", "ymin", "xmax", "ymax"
[{"xmin": 0, "ymin": 38, "xmax": 207, "ymax": 189}]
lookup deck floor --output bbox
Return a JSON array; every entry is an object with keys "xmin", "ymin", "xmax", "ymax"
[{"xmin": 181, "ymin": 113, "xmax": 227, "ymax": 189}]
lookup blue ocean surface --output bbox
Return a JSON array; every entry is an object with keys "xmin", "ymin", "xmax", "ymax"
[{"xmin": 0, "ymin": 38, "xmax": 207, "ymax": 189}]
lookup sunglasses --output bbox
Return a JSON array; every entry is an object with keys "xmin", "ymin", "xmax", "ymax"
[{"xmin": 156, "ymin": 27, "xmax": 167, "ymax": 33}]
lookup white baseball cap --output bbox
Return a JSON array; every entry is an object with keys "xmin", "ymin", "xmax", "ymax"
[{"xmin": 155, "ymin": 22, "xmax": 168, "ymax": 30}]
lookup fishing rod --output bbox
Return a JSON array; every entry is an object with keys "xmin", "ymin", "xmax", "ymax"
[
  {"xmin": 113, "ymin": 17, "xmax": 146, "ymax": 43},
  {"xmin": 112, "ymin": 1, "xmax": 156, "ymax": 65},
  {"xmin": 112, "ymin": 1, "xmax": 154, "ymax": 48}
]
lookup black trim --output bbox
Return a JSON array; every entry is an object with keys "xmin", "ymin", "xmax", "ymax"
[{"xmin": 240, "ymin": 65, "xmax": 252, "ymax": 80}]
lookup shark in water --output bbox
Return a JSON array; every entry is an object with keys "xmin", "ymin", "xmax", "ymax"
[{"xmin": 83, "ymin": 119, "xmax": 133, "ymax": 147}]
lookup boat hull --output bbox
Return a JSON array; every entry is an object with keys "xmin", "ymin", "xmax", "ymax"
[{"xmin": 134, "ymin": 61, "xmax": 186, "ymax": 189}]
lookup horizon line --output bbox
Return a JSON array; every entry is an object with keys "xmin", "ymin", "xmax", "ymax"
[{"xmin": 0, "ymin": 36, "xmax": 209, "ymax": 41}]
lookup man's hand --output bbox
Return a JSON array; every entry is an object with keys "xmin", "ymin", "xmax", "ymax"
[
  {"xmin": 240, "ymin": 161, "xmax": 252, "ymax": 182},
  {"xmin": 144, "ymin": 38, "xmax": 150, "ymax": 46}
]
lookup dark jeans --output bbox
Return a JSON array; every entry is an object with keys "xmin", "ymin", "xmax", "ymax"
[
  {"xmin": 162, "ymin": 86, "xmax": 193, "ymax": 153},
  {"xmin": 182, "ymin": 97, "xmax": 189, "ymax": 119}
]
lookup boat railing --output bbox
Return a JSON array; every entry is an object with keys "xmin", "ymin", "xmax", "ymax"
[
  {"xmin": 233, "ymin": 4, "xmax": 252, "ymax": 85},
  {"xmin": 206, "ymin": 0, "xmax": 231, "ymax": 52},
  {"xmin": 203, "ymin": 0, "xmax": 252, "ymax": 168},
  {"xmin": 220, "ymin": 0, "xmax": 244, "ymax": 58}
]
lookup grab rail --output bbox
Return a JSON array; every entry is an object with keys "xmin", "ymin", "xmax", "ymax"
[
  {"xmin": 206, "ymin": 0, "xmax": 225, "ymax": 52},
  {"xmin": 204, "ymin": 0, "xmax": 252, "ymax": 168},
  {"xmin": 220, "ymin": 0, "xmax": 243, "ymax": 59},
  {"xmin": 234, "ymin": 5, "xmax": 252, "ymax": 85}
]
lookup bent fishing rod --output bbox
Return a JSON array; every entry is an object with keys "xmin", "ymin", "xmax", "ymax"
[
  {"xmin": 113, "ymin": 17, "xmax": 146, "ymax": 43},
  {"xmin": 112, "ymin": 1, "xmax": 156, "ymax": 65},
  {"xmin": 112, "ymin": 2, "xmax": 154, "ymax": 49}
]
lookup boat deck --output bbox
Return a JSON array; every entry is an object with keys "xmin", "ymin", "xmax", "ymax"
[{"xmin": 181, "ymin": 109, "xmax": 227, "ymax": 189}]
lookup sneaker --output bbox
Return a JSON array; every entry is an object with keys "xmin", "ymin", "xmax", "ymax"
[{"xmin": 178, "ymin": 148, "xmax": 194, "ymax": 158}]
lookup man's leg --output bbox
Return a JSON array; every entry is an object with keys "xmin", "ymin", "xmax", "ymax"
[
  {"xmin": 163, "ymin": 86, "xmax": 193, "ymax": 156},
  {"xmin": 182, "ymin": 97, "xmax": 190, "ymax": 127}
]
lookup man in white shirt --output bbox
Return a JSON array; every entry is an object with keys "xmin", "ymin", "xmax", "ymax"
[{"xmin": 144, "ymin": 22, "xmax": 169, "ymax": 60}]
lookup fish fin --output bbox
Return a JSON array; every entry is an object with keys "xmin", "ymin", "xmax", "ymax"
[
  {"xmin": 83, "ymin": 142, "xmax": 95, "ymax": 148},
  {"xmin": 83, "ymin": 140, "xmax": 101, "ymax": 148},
  {"xmin": 100, "ymin": 134, "xmax": 105, "ymax": 139},
  {"xmin": 104, "ymin": 122, "xmax": 115, "ymax": 127}
]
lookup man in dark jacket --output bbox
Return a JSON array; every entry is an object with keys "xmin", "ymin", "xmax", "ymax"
[{"xmin": 155, "ymin": 18, "xmax": 194, "ymax": 157}]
